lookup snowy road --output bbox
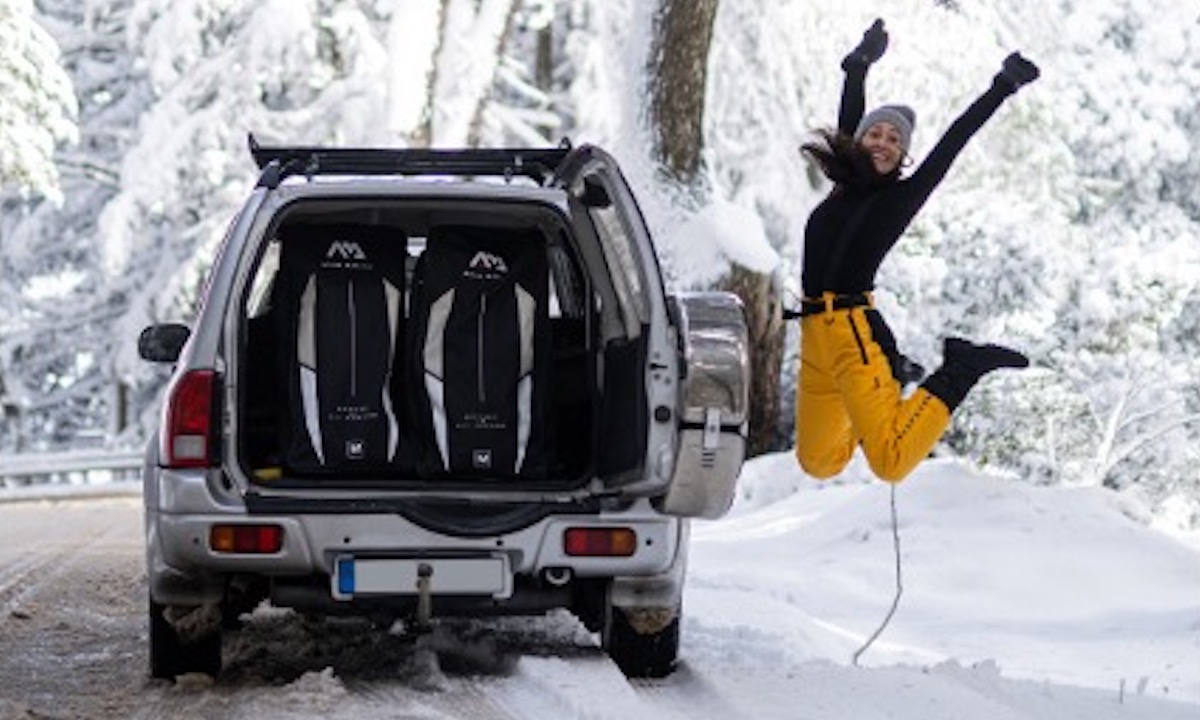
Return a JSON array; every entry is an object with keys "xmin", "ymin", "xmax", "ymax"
[
  {"xmin": 1, "ymin": 478, "xmax": 1197, "ymax": 720},
  {"xmin": 0, "ymin": 495, "xmax": 148, "ymax": 718},
  {"xmin": 0, "ymin": 495, "xmax": 741, "ymax": 720}
]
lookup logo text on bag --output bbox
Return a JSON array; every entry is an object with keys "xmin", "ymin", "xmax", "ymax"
[
  {"xmin": 327, "ymin": 241, "xmax": 368, "ymax": 260},
  {"xmin": 323, "ymin": 240, "xmax": 371, "ymax": 270},
  {"xmin": 345, "ymin": 439, "xmax": 366, "ymax": 461},
  {"xmin": 465, "ymin": 252, "xmax": 508, "ymax": 279},
  {"xmin": 472, "ymin": 448, "xmax": 493, "ymax": 470}
]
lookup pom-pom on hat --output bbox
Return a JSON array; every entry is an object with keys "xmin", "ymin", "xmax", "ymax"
[{"xmin": 854, "ymin": 104, "xmax": 916, "ymax": 153}]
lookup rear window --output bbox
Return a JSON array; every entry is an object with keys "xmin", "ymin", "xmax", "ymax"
[{"xmin": 589, "ymin": 200, "xmax": 648, "ymax": 339}]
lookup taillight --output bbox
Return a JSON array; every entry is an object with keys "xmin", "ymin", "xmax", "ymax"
[
  {"xmin": 162, "ymin": 370, "xmax": 220, "ymax": 469},
  {"xmin": 563, "ymin": 527, "xmax": 637, "ymax": 557},
  {"xmin": 210, "ymin": 524, "xmax": 284, "ymax": 554}
]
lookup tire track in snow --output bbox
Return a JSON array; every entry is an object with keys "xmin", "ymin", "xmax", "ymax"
[
  {"xmin": 0, "ymin": 551, "xmax": 49, "ymax": 612},
  {"xmin": 0, "ymin": 497, "xmax": 147, "ymax": 719},
  {"xmin": 629, "ymin": 662, "xmax": 749, "ymax": 719},
  {"xmin": 0, "ymin": 498, "xmax": 134, "ymax": 618}
]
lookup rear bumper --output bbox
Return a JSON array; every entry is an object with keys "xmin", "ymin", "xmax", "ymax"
[
  {"xmin": 153, "ymin": 509, "xmax": 681, "ymax": 577},
  {"xmin": 145, "ymin": 470, "xmax": 686, "ymax": 607}
]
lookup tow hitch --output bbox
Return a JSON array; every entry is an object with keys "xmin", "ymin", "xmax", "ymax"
[{"xmin": 413, "ymin": 562, "xmax": 434, "ymax": 632}]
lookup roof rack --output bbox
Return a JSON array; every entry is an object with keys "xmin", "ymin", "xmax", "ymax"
[{"xmin": 249, "ymin": 134, "xmax": 573, "ymax": 189}]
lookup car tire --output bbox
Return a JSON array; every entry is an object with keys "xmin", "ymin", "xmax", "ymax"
[
  {"xmin": 148, "ymin": 598, "xmax": 222, "ymax": 680},
  {"xmin": 570, "ymin": 578, "xmax": 608, "ymax": 633},
  {"xmin": 602, "ymin": 603, "xmax": 680, "ymax": 679}
]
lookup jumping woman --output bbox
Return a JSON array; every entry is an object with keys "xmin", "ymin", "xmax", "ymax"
[{"xmin": 795, "ymin": 19, "xmax": 1040, "ymax": 483}]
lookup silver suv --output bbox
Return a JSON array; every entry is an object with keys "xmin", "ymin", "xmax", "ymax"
[{"xmin": 138, "ymin": 138, "xmax": 748, "ymax": 679}]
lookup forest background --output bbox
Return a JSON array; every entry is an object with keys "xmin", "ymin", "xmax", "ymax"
[{"xmin": 2, "ymin": 0, "xmax": 1198, "ymax": 531}]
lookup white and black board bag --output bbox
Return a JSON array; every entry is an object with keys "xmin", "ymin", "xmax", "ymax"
[
  {"xmin": 275, "ymin": 224, "xmax": 407, "ymax": 475},
  {"xmin": 407, "ymin": 225, "xmax": 551, "ymax": 479}
]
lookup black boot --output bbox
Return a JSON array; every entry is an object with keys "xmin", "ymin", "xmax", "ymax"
[{"xmin": 922, "ymin": 337, "xmax": 1029, "ymax": 410}]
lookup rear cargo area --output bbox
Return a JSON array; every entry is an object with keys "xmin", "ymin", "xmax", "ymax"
[{"xmin": 237, "ymin": 202, "xmax": 597, "ymax": 489}]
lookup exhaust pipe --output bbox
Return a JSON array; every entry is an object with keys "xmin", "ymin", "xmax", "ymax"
[{"xmin": 543, "ymin": 566, "xmax": 573, "ymax": 587}]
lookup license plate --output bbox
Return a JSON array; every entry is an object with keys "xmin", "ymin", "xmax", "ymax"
[{"xmin": 332, "ymin": 555, "xmax": 512, "ymax": 600}]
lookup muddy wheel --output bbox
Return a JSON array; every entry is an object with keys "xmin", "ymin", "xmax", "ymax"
[
  {"xmin": 570, "ymin": 578, "xmax": 609, "ymax": 633},
  {"xmin": 148, "ymin": 598, "xmax": 222, "ymax": 680},
  {"xmin": 602, "ymin": 603, "xmax": 680, "ymax": 678}
]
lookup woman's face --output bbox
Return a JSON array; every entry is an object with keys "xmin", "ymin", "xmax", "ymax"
[{"xmin": 858, "ymin": 122, "xmax": 905, "ymax": 175}]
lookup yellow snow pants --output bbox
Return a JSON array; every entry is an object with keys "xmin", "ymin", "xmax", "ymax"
[{"xmin": 794, "ymin": 304, "xmax": 951, "ymax": 483}]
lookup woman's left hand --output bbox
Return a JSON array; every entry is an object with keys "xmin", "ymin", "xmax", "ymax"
[{"xmin": 996, "ymin": 52, "xmax": 1040, "ymax": 91}]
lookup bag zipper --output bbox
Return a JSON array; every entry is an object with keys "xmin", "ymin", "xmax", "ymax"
[
  {"xmin": 478, "ymin": 293, "xmax": 487, "ymax": 404},
  {"xmin": 348, "ymin": 279, "xmax": 358, "ymax": 397}
]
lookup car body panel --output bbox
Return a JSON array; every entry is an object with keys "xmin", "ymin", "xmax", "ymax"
[{"xmin": 140, "ymin": 143, "xmax": 747, "ymax": 653}]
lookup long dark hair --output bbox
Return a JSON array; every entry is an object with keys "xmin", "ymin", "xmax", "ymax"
[{"xmin": 800, "ymin": 128, "xmax": 900, "ymax": 189}]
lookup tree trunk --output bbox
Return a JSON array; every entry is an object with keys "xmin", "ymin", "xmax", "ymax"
[
  {"xmin": 536, "ymin": 22, "xmax": 553, "ymax": 91},
  {"xmin": 3, "ymin": 403, "xmax": 24, "ymax": 453},
  {"xmin": 645, "ymin": 0, "xmax": 785, "ymax": 457},
  {"xmin": 534, "ymin": 17, "xmax": 555, "ymax": 139},
  {"xmin": 646, "ymin": 0, "xmax": 718, "ymax": 183},
  {"xmin": 111, "ymin": 381, "xmax": 129, "ymax": 438},
  {"xmin": 722, "ymin": 265, "xmax": 785, "ymax": 456}
]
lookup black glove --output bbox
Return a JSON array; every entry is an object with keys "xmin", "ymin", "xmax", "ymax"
[
  {"xmin": 892, "ymin": 353, "xmax": 926, "ymax": 386},
  {"xmin": 994, "ymin": 52, "xmax": 1040, "ymax": 92},
  {"xmin": 841, "ymin": 19, "xmax": 888, "ymax": 71}
]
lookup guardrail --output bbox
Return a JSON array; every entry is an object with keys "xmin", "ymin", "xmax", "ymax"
[{"xmin": 0, "ymin": 448, "xmax": 143, "ymax": 487}]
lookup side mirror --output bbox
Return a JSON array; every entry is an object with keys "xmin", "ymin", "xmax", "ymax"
[{"xmin": 138, "ymin": 324, "xmax": 191, "ymax": 363}]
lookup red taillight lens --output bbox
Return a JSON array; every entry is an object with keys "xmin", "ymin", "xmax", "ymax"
[
  {"xmin": 163, "ymin": 370, "xmax": 219, "ymax": 469},
  {"xmin": 210, "ymin": 524, "xmax": 284, "ymax": 554},
  {"xmin": 564, "ymin": 527, "xmax": 637, "ymax": 557}
]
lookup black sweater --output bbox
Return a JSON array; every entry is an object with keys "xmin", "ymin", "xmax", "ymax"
[{"xmin": 801, "ymin": 63, "xmax": 1016, "ymax": 297}]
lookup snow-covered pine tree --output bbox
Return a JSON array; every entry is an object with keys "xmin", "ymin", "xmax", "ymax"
[
  {"xmin": 940, "ymin": 0, "xmax": 1200, "ymax": 519},
  {"xmin": 0, "ymin": 0, "xmax": 76, "ymax": 199},
  {"xmin": 1, "ymin": 0, "xmax": 431, "ymax": 449},
  {"xmin": 0, "ymin": 0, "xmax": 84, "ymax": 450},
  {"xmin": 102, "ymin": 0, "xmax": 534, "ymax": 444},
  {"xmin": 1, "ymin": 0, "xmax": 1197, "ymax": 529}
]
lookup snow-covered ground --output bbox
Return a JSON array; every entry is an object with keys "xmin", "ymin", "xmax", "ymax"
[
  {"xmin": 687, "ymin": 453, "xmax": 1200, "ymax": 714},
  {"xmin": 0, "ymin": 452, "xmax": 1197, "ymax": 719}
]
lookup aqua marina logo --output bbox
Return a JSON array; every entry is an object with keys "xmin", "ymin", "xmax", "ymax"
[
  {"xmin": 326, "ymin": 241, "xmax": 368, "ymax": 261},
  {"xmin": 467, "ymin": 251, "xmax": 508, "ymax": 275}
]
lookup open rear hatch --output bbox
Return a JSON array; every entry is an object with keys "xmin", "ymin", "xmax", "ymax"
[
  {"xmin": 237, "ymin": 198, "xmax": 598, "ymax": 498},
  {"xmin": 227, "ymin": 142, "xmax": 747, "ymax": 527}
]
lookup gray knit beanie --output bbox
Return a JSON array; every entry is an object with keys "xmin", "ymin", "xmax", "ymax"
[{"xmin": 854, "ymin": 104, "xmax": 916, "ymax": 153}]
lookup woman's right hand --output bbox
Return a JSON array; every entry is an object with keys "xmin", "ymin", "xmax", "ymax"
[{"xmin": 842, "ymin": 19, "xmax": 889, "ymax": 70}]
